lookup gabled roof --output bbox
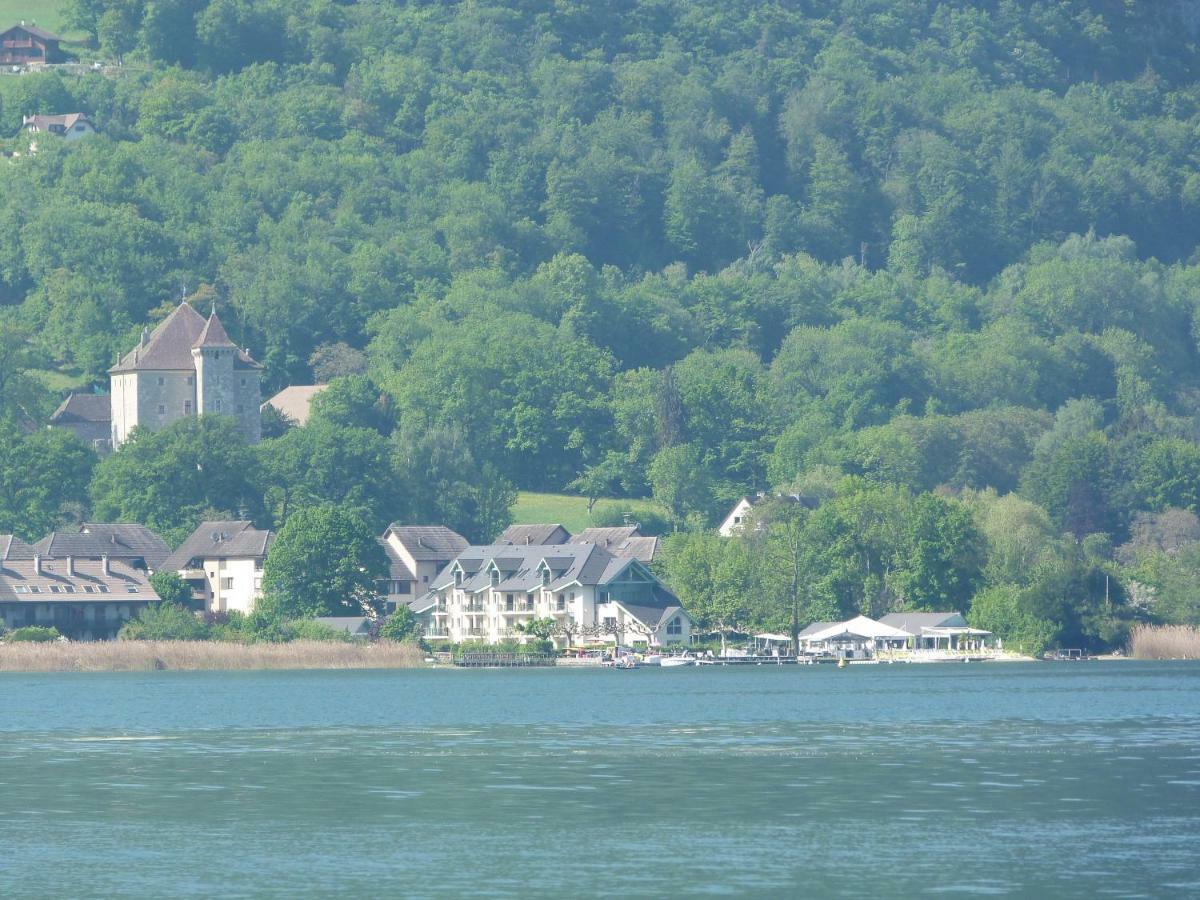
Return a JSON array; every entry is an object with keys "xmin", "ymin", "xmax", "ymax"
[
  {"xmin": 34, "ymin": 524, "xmax": 171, "ymax": 569},
  {"xmin": 0, "ymin": 556, "xmax": 159, "ymax": 603},
  {"xmin": 261, "ymin": 385, "xmax": 327, "ymax": 426},
  {"xmin": 110, "ymin": 303, "xmax": 261, "ymax": 373},
  {"xmin": 0, "ymin": 535, "xmax": 36, "ymax": 561},
  {"xmin": 574, "ymin": 526, "xmax": 659, "ymax": 561},
  {"xmin": 797, "ymin": 621, "xmax": 838, "ymax": 639},
  {"xmin": 161, "ymin": 521, "xmax": 273, "ymax": 570},
  {"xmin": 193, "ymin": 312, "xmax": 237, "ymax": 349},
  {"xmin": 384, "ymin": 525, "xmax": 469, "ymax": 561},
  {"xmin": 431, "ymin": 542, "xmax": 655, "ymax": 595},
  {"xmin": 2, "ymin": 24, "xmax": 60, "ymax": 41},
  {"xmin": 24, "ymin": 113, "xmax": 90, "ymax": 132},
  {"xmin": 878, "ymin": 612, "xmax": 969, "ymax": 636},
  {"xmin": 49, "ymin": 393, "xmax": 111, "ymax": 424},
  {"xmin": 378, "ymin": 538, "xmax": 414, "ymax": 581},
  {"xmin": 497, "ymin": 524, "xmax": 571, "ymax": 546}
]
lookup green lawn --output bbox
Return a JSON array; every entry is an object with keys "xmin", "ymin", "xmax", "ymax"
[
  {"xmin": 512, "ymin": 491, "xmax": 667, "ymax": 535},
  {"xmin": 0, "ymin": 2, "xmax": 68, "ymax": 34}
]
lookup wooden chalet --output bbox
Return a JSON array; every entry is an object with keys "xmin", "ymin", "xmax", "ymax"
[{"xmin": 0, "ymin": 24, "xmax": 63, "ymax": 66}]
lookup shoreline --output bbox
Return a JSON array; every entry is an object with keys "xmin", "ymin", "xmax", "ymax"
[{"xmin": 0, "ymin": 640, "xmax": 426, "ymax": 672}]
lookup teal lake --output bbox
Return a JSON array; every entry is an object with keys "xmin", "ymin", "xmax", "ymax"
[{"xmin": 1, "ymin": 662, "xmax": 1198, "ymax": 897}]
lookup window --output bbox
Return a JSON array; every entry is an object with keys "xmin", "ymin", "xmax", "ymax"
[
  {"xmin": 98, "ymin": 585, "xmax": 109, "ymax": 593},
  {"xmin": 254, "ymin": 559, "xmax": 263, "ymax": 571},
  {"xmin": 29, "ymin": 586, "xmax": 40, "ymax": 593},
  {"xmin": 667, "ymin": 617, "xmax": 683, "ymax": 636},
  {"xmin": 557, "ymin": 596, "xmax": 565, "ymax": 611},
  {"xmin": 236, "ymin": 404, "xmax": 244, "ymax": 414},
  {"xmin": 396, "ymin": 581, "xmax": 412, "ymax": 595},
  {"xmin": 184, "ymin": 401, "xmax": 192, "ymax": 414},
  {"xmin": 254, "ymin": 578, "xmax": 262, "ymax": 591},
  {"xmin": 240, "ymin": 378, "xmax": 247, "ymax": 387},
  {"xmin": 603, "ymin": 617, "xmax": 617, "ymax": 631},
  {"xmin": 83, "ymin": 586, "xmax": 95, "ymax": 594},
  {"xmin": 157, "ymin": 404, "xmax": 166, "ymax": 415},
  {"xmin": 187, "ymin": 376, "xmax": 194, "ymax": 385},
  {"xmin": 220, "ymin": 577, "xmax": 234, "ymax": 590},
  {"xmin": 214, "ymin": 400, "xmax": 222, "ymax": 412},
  {"xmin": 49, "ymin": 586, "xmax": 60, "ymax": 593},
  {"xmin": 13, "ymin": 585, "xmax": 27, "ymax": 594},
  {"xmin": 63, "ymin": 586, "xmax": 75, "ymax": 594},
  {"xmin": 422, "ymin": 575, "xmax": 429, "ymax": 584},
  {"xmin": 490, "ymin": 569, "xmax": 499, "ymax": 586},
  {"xmin": 128, "ymin": 587, "xmax": 138, "ymax": 594},
  {"xmin": 541, "ymin": 569, "xmax": 550, "ymax": 587}
]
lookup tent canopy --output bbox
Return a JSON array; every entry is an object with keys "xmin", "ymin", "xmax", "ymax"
[{"xmin": 800, "ymin": 615, "xmax": 912, "ymax": 643}]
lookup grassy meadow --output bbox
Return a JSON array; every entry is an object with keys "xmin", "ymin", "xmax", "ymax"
[
  {"xmin": 0, "ymin": 2, "xmax": 67, "ymax": 35},
  {"xmin": 511, "ymin": 491, "xmax": 668, "ymax": 535}
]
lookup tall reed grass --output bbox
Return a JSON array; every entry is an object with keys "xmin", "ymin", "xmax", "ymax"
[
  {"xmin": 0, "ymin": 640, "xmax": 426, "ymax": 672},
  {"xmin": 1128, "ymin": 624, "xmax": 1200, "ymax": 660}
]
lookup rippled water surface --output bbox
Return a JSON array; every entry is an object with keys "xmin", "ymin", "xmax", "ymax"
[{"xmin": 1, "ymin": 662, "xmax": 1198, "ymax": 897}]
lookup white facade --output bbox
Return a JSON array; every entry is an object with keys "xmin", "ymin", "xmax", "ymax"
[
  {"xmin": 180, "ymin": 556, "xmax": 264, "ymax": 615},
  {"xmin": 717, "ymin": 498, "xmax": 755, "ymax": 536},
  {"xmin": 427, "ymin": 544, "xmax": 693, "ymax": 648}
]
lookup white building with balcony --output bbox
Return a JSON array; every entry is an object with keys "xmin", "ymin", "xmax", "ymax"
[
  {"xmin": 426, "ymin": 543, "xmax": 692, "ymax": 647},
  {"xmin": 162, "ymin": 520, "xmax": 273, "ymax": 615}
]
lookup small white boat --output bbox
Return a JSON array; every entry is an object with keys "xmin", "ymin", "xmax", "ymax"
[
  {"xmin": 660, "ymin": 656, "xmax": 696, "ymax": 668},
  {"xmin": 642, "ymin": 654, "xmax": 663, "ymax": 667}
]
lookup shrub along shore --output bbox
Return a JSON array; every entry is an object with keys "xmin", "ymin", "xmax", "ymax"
[{"xmin": 0, "ymin": 640, "xmax": 426, "ymax": 672}]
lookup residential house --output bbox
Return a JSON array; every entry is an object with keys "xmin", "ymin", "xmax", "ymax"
[
  {"xmin": 48, "ymin": 393, "xmax": 112, "ymax": 453},
  {"xmin": 572, "ymin": 525, "xmax": 661, "ymax": 562},
  {"xmin": 34, "ymin": 524, "xmax": 171, "ymax": 572},
  {"xmin": 261, "ymin": 384, "xmax": 328, "ymax": 427},
  {"xmin": 427, "ymin": 543, "xmax": 693, "ymax": 648},
  {"xmin": 0, "ymin": 536, "xmax": 162, "ymax": 640},
  {"xmin": 496, "ymin": 523, "xmax": 572, "ymax": 546},
  {"xmin": 162, "ymin": 521, "xmax": 273, "ymax": 615},
  {"xmin": 717, "ymin": 492, "xmax": 816, "ymax": 536},
  {"xmin": 0, "ymin": 24, "xmax": 63, "ymax": 65},
  {"xmin": 22, "ymin": 113, "xmax": 95, "ymax": 140},
  {"xmin": 109, "ymin": 302, "xmax": 262, "ymax": 448},
  {"xmin": 377, "ymin": 524, "xmax": 469, "ymax": 622},
  {"xmin": 878, "ymin": 612, "xmax": 992, "ymax": 651}
]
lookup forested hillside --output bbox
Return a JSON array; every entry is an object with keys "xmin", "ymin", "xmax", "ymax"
[{"xmin": 4, "ymin": 1, "xmax": 1200, "ymax": 649}]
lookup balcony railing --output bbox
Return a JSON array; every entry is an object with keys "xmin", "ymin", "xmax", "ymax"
[{"xmin": 501, "ymin": 605, "xmax": 534, "ymax": 614}]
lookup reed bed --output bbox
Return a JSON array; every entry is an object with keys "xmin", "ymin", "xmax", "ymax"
[
  {"xmin": 1128, "ymin": 624, "xmax": 1200, "ymax": 660},
  {"xmin": 0, "ymin": 640, "xmax": 427, "ymax": 672}
]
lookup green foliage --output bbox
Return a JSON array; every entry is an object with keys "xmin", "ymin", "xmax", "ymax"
[
  {"xmin": 149, "ymin": 571, "xmax": 191, "ymax": 608},
  {"xmin": 118, "ymin": 603, "xmax": 209, "ymax": 641},
  {"xmin": 89, "ymin": 416, "xmax": 263, "ymax": 546},
  {"xmin": 379, "ymin": 607, "xmax": 420, "ymax": 642},
  {"xmin": 0, "ymin": 425, "xmax": 95, "ymax": 540},
  {"xmin": 4, "ymin": 626, "xmax": 63, "ymax": 643},
  {"xmin": 260, "ymin": 503, "xmax": 387, "ymax": 619}
]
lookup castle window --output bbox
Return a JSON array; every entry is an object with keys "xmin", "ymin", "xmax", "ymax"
[{"xmin": 184, "ymin": 401, "xmax": 192, "ymax": 414}]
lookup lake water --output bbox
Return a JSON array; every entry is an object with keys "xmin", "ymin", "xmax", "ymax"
[{"xmin": 0, "ymin": 662, "xmax": 1197, "ymax": 898}]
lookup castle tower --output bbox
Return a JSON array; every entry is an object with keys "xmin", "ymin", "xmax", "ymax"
[{"xmin": 191, "ymin": 310, "xmax": 262, "ymax": 442}]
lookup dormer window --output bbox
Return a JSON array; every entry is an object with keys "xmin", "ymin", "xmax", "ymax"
[
  {"xmin": 541, "ymin": 568, "xmax": 550, "ymax": 587},
  {"xmin": 490, "ymin": 569, "xmax": 500, "ymax": 587},
  {"xmin": 454, "ymin": 569, "xmax": 463, "ymax": 586}
]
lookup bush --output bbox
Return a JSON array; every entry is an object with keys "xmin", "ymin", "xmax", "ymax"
[
  {"xmin": 5, "ymin": 626, "xmax": 63, "ymax": 643},
  {"xmin": 119, "ymin": 603, "xmax": 209, "ymax": 641},
  {"xmin": 379, "ymin": 607, "xmax": 421, "ymax": 641},
  {"xmin": 250, "ymin": 617, "xmax": 353, "ymax": 643}
]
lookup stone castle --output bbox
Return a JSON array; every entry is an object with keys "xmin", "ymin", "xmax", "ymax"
[{"xmin": 108, "ymin": 302, "xmax": 262, "ymax": 448}]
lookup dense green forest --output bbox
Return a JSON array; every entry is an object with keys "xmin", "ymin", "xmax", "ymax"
[{"xmin": 4, "ymin": 1, "xmax": 1200, "ymax": 649}]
